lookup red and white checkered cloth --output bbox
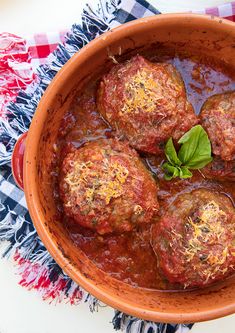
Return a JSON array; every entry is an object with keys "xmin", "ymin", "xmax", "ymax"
[
  {"xmin": 195, "ymin": 0, "xmax": 235, "ymax": 18},
  {"xmin": 0, "ymin": 1, "xmax": 235, "ymax": 118},
  {"xmin": 26, "ymin": 30, "xmax": 69, "ymax": 68}
]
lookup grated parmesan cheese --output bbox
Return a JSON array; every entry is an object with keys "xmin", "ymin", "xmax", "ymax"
[
  {"xmin": 181, "ymin": 200, "xmax": 231, "ymax": 281},
  {"xmin": 120, "ymin": 69, "xmax": 163, "ymax": 115},
  {"xmin": 64, "ymin": 158, "xmax": 129, "ymax": 208}
]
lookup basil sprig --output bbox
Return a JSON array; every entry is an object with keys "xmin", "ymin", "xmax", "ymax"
[{"xmin": 162, "ymin": 125, "xmax": 213, "ymax": 180}]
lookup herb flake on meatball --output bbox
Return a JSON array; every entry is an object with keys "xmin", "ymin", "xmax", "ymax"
[
  {"xmin": 97, "ymin": 55, "xmax": 198, "ymax": 154},
  {"xmin": 151, "ymin": 189, "xmax": 235, "ymax": 288},
  {"xmin": 59, "ymin": 138, "xmax": 159, "ymax": 235},
  {"xmin": 200, "ymin": 91, "xmax": 235, "ymax": 161}
]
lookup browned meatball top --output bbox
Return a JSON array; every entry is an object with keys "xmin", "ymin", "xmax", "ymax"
[
  {"xmin": 203, "ymin": 157, "xmax": 235, "ymax": 181},
  {"xmin": 200, "ymin": 91, "xmax": 235, "ymax": 161},
  {"xmin": 97, "ymin": 55, "xmax": 198, "ymax": 154},
  {"xmin": 151, "ymin": 189, "xmax": 235, "ymax": 288},
  {"xmin": 59, "ymin": 138, "xmax": 159, "ymax": 235}
]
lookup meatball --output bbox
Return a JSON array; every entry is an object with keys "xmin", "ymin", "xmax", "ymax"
[
  {"xmin": 97, "ymin": 55, "xmax": 198, "ymax": 154},
  {"xmin": 59, "ymin": 138, "xmax": 159, "ymax": 234},
  {"xmin": 203, "ymin": 157, "xmax": 235, "ymax": 181},
  {"xmin": 151, "ymin": 189, "xmax": 235, "ymax": 288},
  {"xmin": 200, "ymin": 92, "xmax": 235, "ymax": 161}
]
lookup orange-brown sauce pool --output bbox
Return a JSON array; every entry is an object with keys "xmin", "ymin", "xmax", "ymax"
[{"xmin": 52, "ymin": 53, "xmax": 235, "ymax": 290}]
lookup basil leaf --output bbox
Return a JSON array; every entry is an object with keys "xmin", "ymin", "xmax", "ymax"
[
  {"xmin": 165, "ymin": 138, "xmax": 182, "ymax": 166},
  {"xmin": 162, "ymin": 125, "xmax": 213, "ymax": 181},
  {"xmin": 178, "ymin": 125, "xmax": 212, "ymax": 169},
  {"xmin": 179, "ymin": 166, "xmax": 193, "ymax": 179},
  {"xmin": 163, "ymin": 162, "xmax": 180, "ymax": 180},
  {"xmin": 186, "ymin": 156, "xmax": 213, "ymax": 169}
]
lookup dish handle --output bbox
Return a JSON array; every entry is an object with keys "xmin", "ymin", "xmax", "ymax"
[{"xmin": 11, "ymin": 132, "xmax": 28, "ymax": 191}]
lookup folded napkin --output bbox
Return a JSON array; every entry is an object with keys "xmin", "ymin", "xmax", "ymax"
[{"xmin": 0, "ymin": 1, "xmax": 235, "ymax": 332}]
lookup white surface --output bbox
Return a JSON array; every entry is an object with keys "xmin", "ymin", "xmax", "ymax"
[
  {"xmin": 0, "ymin": 0, "xmax": 235, "ymax": 332},
  {"xmin": 0, "ymin": 256, "xmax": 114, "ymax": 333},
  {"xmin": 0, "ymin": 0, "xmax": 232, "ymax": 35}
]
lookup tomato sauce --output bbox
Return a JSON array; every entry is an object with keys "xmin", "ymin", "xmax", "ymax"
[{"xmin": 52, "ymin": 52, "xmax": 235, "ymax": 290}]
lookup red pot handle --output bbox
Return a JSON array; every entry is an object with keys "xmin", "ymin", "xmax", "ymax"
[{"xmin": 11, "ymin": 132, "xmax": 27, "ymax": 191}]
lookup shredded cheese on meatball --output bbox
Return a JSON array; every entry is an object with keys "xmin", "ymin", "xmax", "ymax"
[
  {"xmin": 64, "ymin": 159, "xmax": 129, "ymax": 208},
  {"xmin": 96, "ymin": 162, "xmax": 129, "ymax": 204},
  {"xmin": 120, "ymin": 70, "xmax": 162, "ymax": 115},
  {"xmin": 181, "ymin": 201, "xmax": 233, "ymax": 282}
]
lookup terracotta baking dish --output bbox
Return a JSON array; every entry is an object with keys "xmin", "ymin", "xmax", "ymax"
[{"xmin": 19, "ymin": 14, "xmax": 235, "ymax": 323}]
